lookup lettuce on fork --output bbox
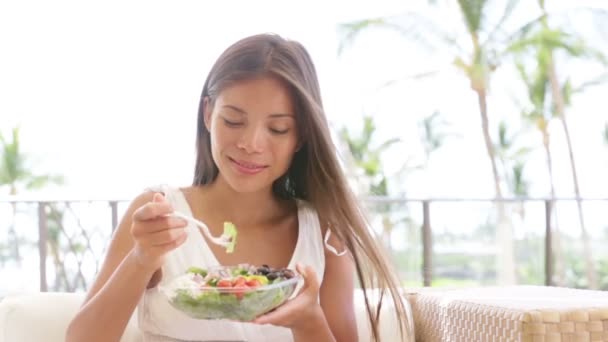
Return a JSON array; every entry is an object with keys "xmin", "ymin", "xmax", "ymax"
[{"xmin": 223, "ymin": 222, "xmax": 237, "ymax": 253}]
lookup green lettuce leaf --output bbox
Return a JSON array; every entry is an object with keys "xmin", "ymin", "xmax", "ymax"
[{"xmin": 223, "ymin": 222, "xmax": 237, "ymax": 253}]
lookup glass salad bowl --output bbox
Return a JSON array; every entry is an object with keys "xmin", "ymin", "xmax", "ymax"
[{"xmin": 160, "ymin": 264, "xmax": 300, "ymax": 321}]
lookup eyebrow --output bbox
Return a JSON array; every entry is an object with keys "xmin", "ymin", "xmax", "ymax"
[{"xmin": 222, "ymin": 104, "xmax": 294, "ymax": 118}]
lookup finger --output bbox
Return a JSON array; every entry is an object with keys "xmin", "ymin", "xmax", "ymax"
[
  {"xmin": 296, "ymin": 263, "xmax": 319, "ymax": 294},
  {"xmin": 152, "ymin": 192, "xmax": 166, "ymax": 203},
  {"xmin": 252, "ymin": 313, "xmax": 278, "ymax": 325},
  {"xmin": 132, "ymin": 216, "xmax": 187, "ymax": 235},
  {"xmin": 133, "ymin": 200, "xmax": 174, "ymax": 222},
  {"xmin": 141, "ymin": 227, "xmax": 187, "ymax": 246},
  {"xmin": 156, "ymin": 229, "xmax": 188, "ymax": 252},
  {"xmin": 254, "ymin": 265, "xmax": 318, "ymax": 326},
  {"xmin": 253, "ymin": 302, "xmax": 294, "ymax": 325}
]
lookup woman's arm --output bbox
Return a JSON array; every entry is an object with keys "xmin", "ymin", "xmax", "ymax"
[
  {"xmin": 319, "ymin": 237, "xmax": 358, "ymax": 342},
  {"xmin": 66, "ymin": 192, "xmax": 185, "ymax": 342}
]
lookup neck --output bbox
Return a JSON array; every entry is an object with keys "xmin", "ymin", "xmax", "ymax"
[{"xmin": 201, "ymin": 175, "xmax": 288, "ymax": 227}]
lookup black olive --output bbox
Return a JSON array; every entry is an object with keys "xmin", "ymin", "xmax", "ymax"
[
  {"xmin": 282, "ymin": 269, "xmax": 295, "ymax": 279},
  {"xmin": 267, "ymin": 272, "xmax": 279, "ymax": 281},
  {"xmin": 257, "ymin": 266, "xmax": 270, "ymax": 275}
]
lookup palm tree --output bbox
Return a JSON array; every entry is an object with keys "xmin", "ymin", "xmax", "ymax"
[
  {"xmin": 513, "ymin": 58, "xmax": 566, "ymax": 285},
  {"xmin": 507, "ymin": 0, "xmax": 607, "ymax": 289},
  {"xmin": 0, "ymin": 127, "xmax": 64, "ymax": 194},
  {"xmin": 0, "ymin": 126, "xmax": 64, "ymax": 265},
  {"xmin": 340, "ymin": 116, "xmax": 401, "ymax": 250},
  {"xmin": 338, "ymin": 0, "xmax": 521, "ymax": 285}
]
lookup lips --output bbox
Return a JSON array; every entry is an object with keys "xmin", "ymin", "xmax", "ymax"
[{"xmin": 228, "ymin": 157, "xmax": 268, "ymax": 174}]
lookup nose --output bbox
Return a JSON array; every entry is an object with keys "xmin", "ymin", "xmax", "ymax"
[{"xmin": 236, "ymin": 125, "xmax": 264, "ymax": 154}]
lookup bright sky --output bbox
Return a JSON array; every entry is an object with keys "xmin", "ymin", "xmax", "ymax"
[{"xmin": 1, "ymin": 0, "xmax": 607, "ymax": 202}]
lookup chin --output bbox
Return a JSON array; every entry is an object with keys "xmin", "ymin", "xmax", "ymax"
[{"xmin": 223, "ymin": 175, "xmax": 273, "ymax": 194}]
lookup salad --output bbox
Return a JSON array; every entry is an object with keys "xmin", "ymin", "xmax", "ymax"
[
  {"xmin": 161, "ymin": 264, "xmax": 300, "ymax": 321},
  {"xmin": 222, "ymin": 222, "xmax": 237, "ymax": 253}
]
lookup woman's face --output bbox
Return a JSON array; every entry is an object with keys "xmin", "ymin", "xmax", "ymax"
[{"xmin": 205, "ymin": 76, "xmax": 299, "ymax": 194}]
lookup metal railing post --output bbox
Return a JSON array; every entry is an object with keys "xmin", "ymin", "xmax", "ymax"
[
  {"xmin": 110, "ymin": 201, "xmax": 118, "ymax": 232},
  {"xmin": 422, "ymin": 200, "xmax": 432, "ymax": 287},
  {"xmin": 545, "ymin": 200, "xmax": 553, "ymax": 286},
  {"xmin": 38, "ymin": 202, "xmax": 48, "ymax": 292}
]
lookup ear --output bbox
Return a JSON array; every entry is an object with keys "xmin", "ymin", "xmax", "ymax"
[{"xmin": 203, "ymin": 97, "xmax": 212, "ymax": 131}]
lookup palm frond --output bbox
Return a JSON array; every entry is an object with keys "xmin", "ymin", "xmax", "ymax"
[
  {"xmin": 453, "ymin": 56, "xmax": 471, "ymax": 75},
  {"xmin": 514, "ymin": 60, "xmax": 531, "ymax": 89},
  {"xmin": 507, "ymin": 25, "xmax": 606, "ymax": 65},
  {"xmin": 530, "ymin": 63, "xmax": 549, "ymax": 109},
  {"xmin": 0, "ymin": 129, "xmax": 26, "ymax": 185},
  {"xmin": 497, "ymin": 121, "xmax": 511, "ymax": 149},
  {"xmin": 572, "ymin": 73, "xmax": 608, "ymax": 94},
  {"xmin": 511, "ymin": 161, "xmax": 529, "ymax": 196},
  {"xmin": 25, "ymin": 174, "xmax": 65, "ymax": 190},
  {"xmin": 374, "ymin": 138, "xmax": 401, "ymax": 154},
  {"xmin": 376, "ymin": 70, "xmax": 440, "ymax": 90},
  {"xmin": 483, "ymin": 0, "xmax": 521, "ymax": 46},
  {"xmin": 513, "ymin": 146, "xmax": 533, "ymax": 160},
  {"xmin": 337, "ymin": 18, "xmax": 390, "ymax": 56},
  {"xmin": 456, "ymin": 0, "xmax": 489, "ymax": 35},
  {"xmin": 501, "ymin": 14, "xmax": 546, "ymax": 50},
  {"xmin": 337, "ymin": 12, "xmax": 464, "ymax": 57}
]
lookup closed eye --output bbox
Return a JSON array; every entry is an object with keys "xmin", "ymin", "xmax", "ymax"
[
  {"xmin": 270, "ymin": 128, "xmax": 289, "ymax": 135},
  {"xmin": 222, "ymin": 118, "xmax": 243, "ymax": 127}
]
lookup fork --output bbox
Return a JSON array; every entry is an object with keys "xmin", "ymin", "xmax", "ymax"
[{"xmin": 170, "ymin": 211, "xmax": 233, "ymax": 248}]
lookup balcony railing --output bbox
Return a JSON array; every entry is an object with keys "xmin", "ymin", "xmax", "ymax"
[{"xmin": 1, "ymin": 196, "xmax": 607, "ymax": 293}]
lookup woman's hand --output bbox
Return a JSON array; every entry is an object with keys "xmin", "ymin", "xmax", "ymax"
[
  {"xmin": 253, "ymin": 264, "xmax": 333, "ymax": 339},
  {"xmin": 130, "ymin": 193, "xmax": 188, "ymax": 274}
]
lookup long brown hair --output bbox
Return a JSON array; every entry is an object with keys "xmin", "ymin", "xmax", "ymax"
[{"xmin": 193, "ymin": 33, "xmax": 412, "ymax": 341}]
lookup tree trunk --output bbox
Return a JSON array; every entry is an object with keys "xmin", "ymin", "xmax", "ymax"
[
  {"xmin": 547, "ymin": 56, "xmax": 597, "ymax": 289},
  {"xmin": 541, "ymin": 127, "xmax": 563, "ymax": 286},
  {"xmin": 476, "ymin": 89, "xmax": 515, "ymax": 285}
]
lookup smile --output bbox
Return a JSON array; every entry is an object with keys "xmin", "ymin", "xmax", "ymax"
[{"xmin": 228, "ymin": 157, "xmax": 268, "ymax": 174}]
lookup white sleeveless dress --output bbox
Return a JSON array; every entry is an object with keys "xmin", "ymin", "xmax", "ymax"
[{"xmin": 137, "ymin": 185, "xmax": 326, "ymax": 342}]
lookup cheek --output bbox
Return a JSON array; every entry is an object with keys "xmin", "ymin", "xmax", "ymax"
[
  {"xmin": 208, "ymin": 126, "xmax": 233, "ymax": 167},
  {"xmin": 274, "ymin": 138, "xmax": 299, "ymax": 165},
  {"xmin": 209, "ymin": 124, "xmax": 234, "ymax": 151}
]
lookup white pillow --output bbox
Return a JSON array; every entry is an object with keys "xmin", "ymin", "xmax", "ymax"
[{"xmin": 0, "ymin": 292, "xmax": 141, "ymax": 342}]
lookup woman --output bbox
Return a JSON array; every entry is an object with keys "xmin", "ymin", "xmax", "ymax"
[{"xmin": 67, "ymin": 33, "xmax": 412, "ymax": 342}]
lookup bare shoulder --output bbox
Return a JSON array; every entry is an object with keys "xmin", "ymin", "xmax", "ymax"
[
  {"xmin": 177, "ymin": 185, "xmax": 206, "ymax": 207},
  {"xmin": 178, "ymin": 185, "xmax": 197, "ymax": 194}
]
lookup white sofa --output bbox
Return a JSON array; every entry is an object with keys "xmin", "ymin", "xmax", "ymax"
[{"xmin": 0, "ymin": 290, "xmax": 414, "ymax": 342}]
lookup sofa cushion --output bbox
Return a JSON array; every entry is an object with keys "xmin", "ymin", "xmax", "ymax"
[
  {"xmin": 0, "ymin": 292, "xmax": 140, "ymax": 342},
  {"xmin": 0, "ymin": 289, "xmax": 414, "ymax": 342}
]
